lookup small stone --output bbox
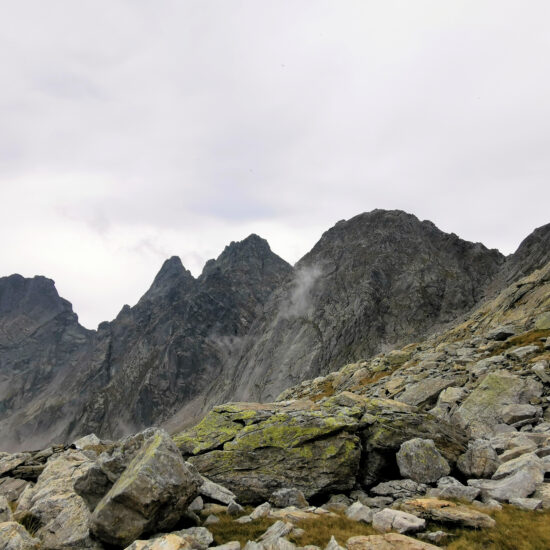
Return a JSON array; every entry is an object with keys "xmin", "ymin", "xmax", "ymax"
[
  {"xmin": 507, "ymin": 345, "xmax": 540, "ymax": 360},
  {"xmin": 228, "ymin": 500, "xmax": 245, "ymax": 516},
  {"xmin": 250, "ymin": 502, "xmax": 271, "ymax": 520},
  {"xmin": 486, "ymin": 326, "xmax": 516, "ymax": 341},
  {"xmin": 211, "ymin": 543, "xmax": 241, "ymax": 550},
  {"xmin": 189, "ymin": 496, "xmax": 204, "ymax": 512},
  {"xmin": 204, "ymin": 514, "xmax": 220, "ymax": 525},
  {"xmin": 0, "ymin": 522, "xmax": 40, "ymax": 550},
  {"xmin": 372, "ymin": 508, "xmax": 426, "ymax": 534},
  {"xmin": 345, "ymin": 502, "xmax": 373, "ymax": 523},
  {"xmin": 73, "ymin": 433, "xmax": 101, "ymax": 449},
  {"xmin": 501, "ymin": 404, "xmax": 541, "ymax": 424},
  {"xmin": 509, "ymin": 498, "xmax": 543, "ymax": 510},
  {"xmin": 417, "ymin": 531, "xmax": 449, "ymax": 543},
  {"xmin": 324, "ymin": 535, "xmax": 345, "ymax": 550}
]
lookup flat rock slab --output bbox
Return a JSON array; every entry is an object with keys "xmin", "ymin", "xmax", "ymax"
[
  {"xmin": 400, "ymin": 499, "xmax": 495, "ymax": 529},
  {"xmin": 347, "ymin": 533, "xmax": 439, "ymax": 550}
]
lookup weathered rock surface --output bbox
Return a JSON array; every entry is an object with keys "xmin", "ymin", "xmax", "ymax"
[
  {"xmin": 396, "ymin": 439, "xmax": 450, "ymax": 484},
  {"xmin": 372, "ymin": 508, "xmax": 425, "ymax": 534},
  {"xmin": 14, "ymin": 449, "xmax": 101, "ymax": 549},
  {"xmin": 457, "ymin": 439, "xmax": 500, "ymax": 478},
  {"xmin": 0, "ymin": 521, "xmax": 41, "ymax": 550},
  {"xmin": 175, "ymin": 394, "xmax": 465, "ymax": 503},
  {"xmin": 452, "ymin": 372, "xmax": 542, "ymax": 437},
  {"xmin": 89, "ymin": 429, "xmax": 200, "ymax": 546},
  {"xmin": 400, "ymin": 498, "xmax": 495, "ymax": 529}
]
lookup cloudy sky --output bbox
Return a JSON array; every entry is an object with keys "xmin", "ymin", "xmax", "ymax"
[{"xmin": 1, "ymin": 1, "xmax": 549, "ymax": 328}]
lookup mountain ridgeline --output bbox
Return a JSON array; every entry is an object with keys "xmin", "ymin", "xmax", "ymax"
[{"xmin": 1, "ymin": 210, "xmax": 549, "ymax": 450}]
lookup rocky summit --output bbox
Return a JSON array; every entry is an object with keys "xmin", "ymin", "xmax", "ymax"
[{"xmin": 0, "ymin": 212, "xmax": 549, "ymax": 548}]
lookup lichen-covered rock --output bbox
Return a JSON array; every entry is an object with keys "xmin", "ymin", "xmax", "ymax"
[
  {"xmin": 396, "ymin": 439, "xmax": 450, "ymax": 484},
  {"xmin": 0, "ymin": 521, "xmax": 41, "ymax": 550},
  {"xmin": 90, "ymin": 429, "xmax": 201, "ymax": 547},
  {"xmin": 457, "ymin": 439, "xmax": 500, "ymax": 478},
  {"xmin": 345, "ymin": 502, "xmax": 373, "ymax": 523},
  {"xmin": 452, "ymin": 372, "xmax": 542, "ymax": 437},
  {"xmin": 181, "ymin": 401, "xmax": 362, "ymax": 503}
]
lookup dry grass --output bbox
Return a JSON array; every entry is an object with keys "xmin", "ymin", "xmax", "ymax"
[
  {"xmin": 488, "ymin": 329, "xmax": 550, "ymax": 357},
  {"xmin": 206, "ymin": 512, "xmax": 377, "ymax": 547},
  {"xmin": 206, "ymin": 513, "xmax": 276, "ymax": 546},
  {"xmin": 310, "ymin": 380, "xmax": 336, "ymax": 402},
  {"xmin": 291, "ymin": 515, "xmax": 377, "ymax": 547},
  {"xmin": 446, "ymin": 505, "xmax": 550, "ymax": 550},
  {"xmin": 350, "ymin": 370, "xmax": 393, "ymax": 391},
  {"xmin": 206, "ymin": 505, "xmax": 550, "ymax": 549}
]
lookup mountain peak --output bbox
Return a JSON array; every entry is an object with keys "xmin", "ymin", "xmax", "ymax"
[{"xmin": 143, "ymin": 256, "xmax": 194, "ymax": 301}]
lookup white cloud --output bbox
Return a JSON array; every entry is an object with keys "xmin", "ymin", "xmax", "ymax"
[{"xmin": 0, "ymin": 1, "xmax": 548, "ymax": 328}]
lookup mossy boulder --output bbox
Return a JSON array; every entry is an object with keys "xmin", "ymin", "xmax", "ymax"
[{"xmin": 176, "ymin": 393, "xmax": 467, "ymax": 502}]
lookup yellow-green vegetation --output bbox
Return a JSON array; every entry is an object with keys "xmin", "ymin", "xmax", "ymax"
[{"xmin": 446, "ymin": 505, "xmax": 550, "ymax": 550}]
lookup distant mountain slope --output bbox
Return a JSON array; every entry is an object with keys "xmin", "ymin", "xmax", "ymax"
[
  {"xmin": 204, "ymin": 210, "xmax": 506, "ymax": 408},
  {"xmin": 0, "ymin": 210, "xmax": 548, "ymax": 450}
]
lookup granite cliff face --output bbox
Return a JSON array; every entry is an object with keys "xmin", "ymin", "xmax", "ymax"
[{"xmin": 0, "ymin": 211, "xmax": 548, "ymax": 450}]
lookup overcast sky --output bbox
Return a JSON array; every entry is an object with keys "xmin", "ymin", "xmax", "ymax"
[{"xmin": 1, "ymin": 1, "xmax": 549, "ymax": 329}]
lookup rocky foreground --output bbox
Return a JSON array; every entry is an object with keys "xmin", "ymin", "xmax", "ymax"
[{"xmin": 0, "ymin": 262, "xmax": 549, "ymax": 548}]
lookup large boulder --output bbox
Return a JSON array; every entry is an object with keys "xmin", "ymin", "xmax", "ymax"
[
  {"xmin": 179, "ymin": 400, "xmax": 361, "ymax": 503},
  {"xmin": 175, "ymin": 395, "xmax": 467, "ymax": 502},
  {"xmin": 14, "ymin": 449, "xmax": 102, "ymax": 550},
  {"xmin": 90, "ymin": 429, "xmax": 201, "ymax": 547},
  {"xmin": 396, "ymin": 439, "xmax": 450, "ymax": 484},
  {"xmin": 0, "ymin": 522, "xmax": 41, "ymax": 550},
  {"xmin": 452, "ymin": 372, "xmax": 542, "ymax": 437}
]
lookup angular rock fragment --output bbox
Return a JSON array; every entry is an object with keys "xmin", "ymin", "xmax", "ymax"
[{"xmin": 396, "ymin": 438, "xmax": 450, "ymax": 484}]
